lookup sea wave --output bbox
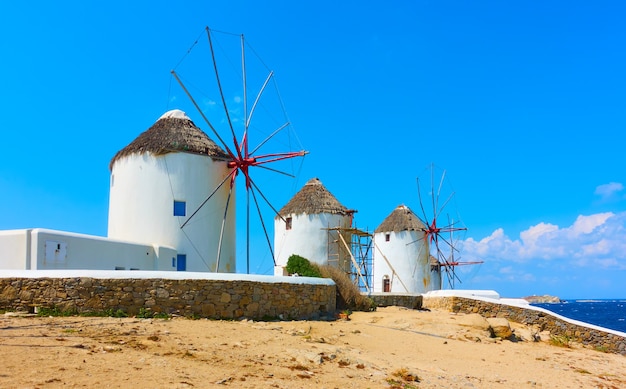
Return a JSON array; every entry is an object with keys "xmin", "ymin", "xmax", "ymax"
[{"xmin": 533, "ymin": 300, "xmax": 626, "ymax": 333}]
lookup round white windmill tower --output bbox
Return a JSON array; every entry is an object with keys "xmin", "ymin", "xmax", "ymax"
[
  {"xmin": 273, "ymin": 178, "xmax": 355, "ymax": 275},
  {"xmin": 372, "ymin": 204, "xmax": 433, "ymax": 294},
  {"xmin": 108, "ymin": 109, "xmax": 236, "ymax": 272}
]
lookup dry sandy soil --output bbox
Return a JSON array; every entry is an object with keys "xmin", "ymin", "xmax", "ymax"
[{"xmin": 0, "ymin": 306, "xmax": 624, "ymax": 388}]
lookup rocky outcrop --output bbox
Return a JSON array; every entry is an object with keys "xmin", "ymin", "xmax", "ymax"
[
  {"xmin": 487, "ymin": 317, "xmax": 513, "ymax": 339},
  {"xmin": 523, "ymin": 295, "xmax": 561, "ymax": 304},
  {"xmin": 423, "ymin": 295, "xmax": 626, "ymax": 355}
]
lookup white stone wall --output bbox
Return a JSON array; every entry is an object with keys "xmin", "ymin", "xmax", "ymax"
[
  {"xmin": 0, "ymin": 229, "xmax": 31, "ymax": 269},
  {"xmin": 0, "ymin": 228, "xmax": 177, "ymax": 271}
]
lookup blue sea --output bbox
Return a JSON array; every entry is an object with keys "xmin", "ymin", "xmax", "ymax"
[{"xmin": 532, "ymin": 299, "xmax": 626, "ymax": 333}]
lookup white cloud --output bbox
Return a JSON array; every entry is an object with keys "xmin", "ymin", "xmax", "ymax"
[
  {"xmin": 594, "ymin": 182, "xmax": 624, "ymax": 201},
  {"xmin": 569, "ymin": 213, "xmax": 613, "ymax": 235},
  {"xmin": 462, "ymin": 228, "xmax": 522, "ymax": 262},
  {"xmin": 202, "ymin": 98, "xmax": 217, "ymax": 109},
  {"xmin": 462, "ymin": 211, "xmax": 626, "ymax": 270}
]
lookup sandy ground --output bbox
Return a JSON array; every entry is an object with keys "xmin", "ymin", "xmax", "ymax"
[{"xmin": 0, "ymin": 307, "xmax": 624, "ymax": 388}]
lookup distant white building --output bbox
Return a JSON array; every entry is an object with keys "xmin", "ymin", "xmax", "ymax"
[
  {"xmin": 0, "ymin": 110, "xmax": 236, "ymax": 273},
  {"xmin": 372, "ymin": 205, "xmax": 435, "ymax": 294},
  {"xmin": 273, "ymin": 178, "xmax": 355, "ymax": 275}
]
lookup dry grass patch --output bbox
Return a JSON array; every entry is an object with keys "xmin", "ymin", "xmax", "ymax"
[{"xmin": 315, "ymin": 264, "xmax": 375, "ymax": 312}]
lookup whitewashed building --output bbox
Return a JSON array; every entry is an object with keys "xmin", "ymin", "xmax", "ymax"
[
  {"xmin": 273, "ymin": 178, "xmax": 355, "ymax": 275},
  {"xmin": 0, "ymin": 228, "xmax": 176, "ymax": 271},
  {"xmin": 372, "ymin": 205, "xmax": 434, "ymax": 294}
]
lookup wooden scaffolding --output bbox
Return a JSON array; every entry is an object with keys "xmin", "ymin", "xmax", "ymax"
[{"xmin": 325, "ymin": 226, "xmax": 373, "ymax": 293}]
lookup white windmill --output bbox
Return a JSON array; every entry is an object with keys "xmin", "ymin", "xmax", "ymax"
[
  {"xmin": 108, "ymin": 109, "xmax": 235, "ymax": 272},
  {"xmin": 273, "ymin": 178, "xmax": 355, "ymax": 275}
]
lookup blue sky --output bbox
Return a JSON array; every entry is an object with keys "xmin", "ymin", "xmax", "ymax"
[{"xmin": 1, "ymin": 1, "xmax": 625, "ymax": 299}]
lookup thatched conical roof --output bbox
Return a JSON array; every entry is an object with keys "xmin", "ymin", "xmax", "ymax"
[
  {"xmin": 109, "ymin": 109, "xmax": 229, "ymax": 170},
  {"xmin": 375, "ymin": 205, "xmax": 427, "ymax": 233},
  {"xmin": 277, "ymin": 178, "xmax": 351, "ymax": 218}
]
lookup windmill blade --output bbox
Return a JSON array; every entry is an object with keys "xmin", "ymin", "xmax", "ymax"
[
  {"xmin": 435, "ymin": 191, "xmax": 455, "ymax": 221},
  {"xmin": 406, "ymin": 235, "xmax": 425, "ymax": 246},
  {"xmin": 251, "ymin": 150, "xmax": 309, "ymax": 165},
  {"xmin": 249, "ymin": 121, "xmax": 290, "ymax": 156},
  {"xmin": 441, "ymin": 262, "xmax": 455, "ymax": 289},
  {"xmin": 434, "ymin": 168, "xmax": 446, "ymax": 220},
  {"xmin": 181, "ymin": 168, "xmax": 237, "ymax": 229},
  {"xmin": 451, "ymin": 267, "xmax": 462, "ymax": 287},
  {"xmin": 248, "ymin": 175, "xmax": 286, "ymax": 222},
  {"xmin": 250, "ymin": 186, "xmax": 276, "ymax": 266},
  {"xmin": 170, "ymin": 70, "xmax": 237, "ymax": 159},
  {"xmin": 445, "ymin": 218, "xmax": 467, "ymax": 231},
  {"xmin": 438, "ymin": 254, "xmax": 456, "ymax": 288},
  {"xmin": 416, "ymin": 177, "xmax": 431, "ymax": 227},
  {"xmin": 444, "ymin": 214, "xmax": 467, "ymax": 254},
  {"xmin": 437, "ymin": 244, "xmax": 462, "ymax": 288},
  {"xmin": 241, "ymin": 32, "xmax": 248, "ymax": 157},
  {"xmin": 206, "ymin": 27, "xmax": 242, "ymax": 160},
  {"xmin": 215, "ymin": 183, "xmax": 234, "ymax": 272},
  {"xmin": 430, "ymin": 163, "xmax": 437, "ymax": 222},
  {"xmin": 254, "ymin": 164, "xmax": 296, "ymax": 178},
  {"xmin": 246, "ymin": 189, "xmax": 250, "ymax": 274},
  {"xmin": 245, "ymin": 70, "xmax": 274, "ymax": 130},
  {"xmin": 432, "ymin": 230, "xmax": 455, "ymax": 252}
]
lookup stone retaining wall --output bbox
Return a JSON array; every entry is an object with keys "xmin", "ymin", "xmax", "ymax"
[
  {"xmin": 423, "ymin": 295, "xmax": 626, "ymax": 355},
  {"xmin": 0, "ymin": 277, "xmax": 336, "ymax": 320},
  {"xmin": 368, "ymin": 293, "xmax": 423, "ymax": 310}
]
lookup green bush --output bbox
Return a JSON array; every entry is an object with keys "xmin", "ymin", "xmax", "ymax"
[
  {"xmin": 285, "ymin": 254, "xmax": 376, "ymax": 312},
  {"xmin": 286, "ymin": 254, "xmax": 322, "ymax": 277}
]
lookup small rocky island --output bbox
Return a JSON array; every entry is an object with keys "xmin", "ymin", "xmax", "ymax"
[{"xmin": 523, "ymin": 295, "xmax": 562, "ymax": 304}]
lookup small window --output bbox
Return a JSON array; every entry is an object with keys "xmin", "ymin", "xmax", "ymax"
[
  {"xmin": 286, "ymin": 217, "xmax": 292, "ymax": 230},
  {"xmin": 174, "ymin": 200, "xmax": 186, "ymax": 216},
  {"xmin": 385, "ymin": 233, "xmax": 390, "ymax": 242}
]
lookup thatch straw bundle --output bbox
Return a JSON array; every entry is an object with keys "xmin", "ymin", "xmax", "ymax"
[
  {"xmin": 109, "ymin": 110, "xmax": 229, "ymax": 170},
  {"xmin": 375, "ymin": 205, "xmax": 426, "ymax": 233},
  {"xmin": 277, "ymin": 178, "xmax": 350, "ymax": 218}
]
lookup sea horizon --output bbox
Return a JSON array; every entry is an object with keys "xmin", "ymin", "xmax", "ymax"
[{"xmin": 532, "ymin": 299, "xmax": 626, "ymax": 333}]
